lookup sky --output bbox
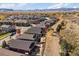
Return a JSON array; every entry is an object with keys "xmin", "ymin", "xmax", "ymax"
[{"xmin": 0, "ymin": 3, "xmax": 79, "ymax": 10}]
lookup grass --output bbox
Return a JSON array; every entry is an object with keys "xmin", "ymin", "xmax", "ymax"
[
  {"xmin": 60, "ymin": 41, "xmax": 66, "ymax": 56},
  {"xmin": 61, "ymin": 42, "xmax": 65, "ymax": 51},
  {"xmin": 48, "ymin": 27, "xmax": 52, "ymax": 31},
  {"xmin": 0, "ymin": 45, "xmax": 2, "ymax": 48},
  {"xmin": 0, "ymin": 32, "xmax": 11, "ymax": 40}
]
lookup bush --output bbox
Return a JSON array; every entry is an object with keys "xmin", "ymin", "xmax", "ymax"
[{"xmin": 2, "ymin": 40, "xmax": 6, "ymax": 48}]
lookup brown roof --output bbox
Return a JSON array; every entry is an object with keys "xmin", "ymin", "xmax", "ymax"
[
  {"xmin": 8, "ymin": 39, "xmax": 35, "ymax": 52},
  {"xmin": 0, "ymin": 48, "xmax": 25, "ymax": 56}
]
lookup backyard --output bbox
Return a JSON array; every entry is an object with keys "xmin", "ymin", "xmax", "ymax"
[{"xmin": 0, "ymin": 32, "xmax": 11, "ymax": 40}]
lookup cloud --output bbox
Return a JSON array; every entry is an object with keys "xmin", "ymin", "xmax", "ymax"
[
  {"xmin": 0, "ymin": 4, "xmax": 16, "ymax": 8},
  {"xmin": 72, "ymin": 5, "xmax": 79, "ymax": 8},
  {"xmin": 0, "ymin": 3, "xmax": 31, "ymax": 10},
  {"xmin": 48, "ymin": 3, "xmax": 63, "ymax": 9},
  {"xmin": 48, "ymin": 3, "xmax": 70, "ymax": 9}
]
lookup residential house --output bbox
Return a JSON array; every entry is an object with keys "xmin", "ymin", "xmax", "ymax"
[
  {"xmin": 25, "ymin": 27, "xmax": 44, "ymax": 37},
  {"xmin": 7, "ymin": 39, "xmax": 37, "ymax": 55},
  {"xmin": 16, "ymin": 33, "xmax": 40, "ymax": 42},
  {"xmin": 15, "ymin": 20, "xmax": 29, "ymax": 26},
  {"xmin": 0, "ymin": 25, "xmax": 16, "ymax": 32}
]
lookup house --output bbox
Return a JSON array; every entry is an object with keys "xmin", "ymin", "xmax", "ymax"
[
  {"xmin": 39, "ymin": 17, "xmax": 47, "ymax": 22},
  {"xmin": 0, "ymin": 25, "xmax": 16, "ymax": 32},
  {"xmin": 7, "ymin": 39, "xmax": 36, "ymax": 55},
  {"xmin": 50, "ymin": 16, "xmax": 57, "ymax": 21},
  {"xmin": 45, "ymin": 19, "xmax": 56, "ymax": 26},
  {"xmin": 0, "ymin": 20, "xmax": 13, "ymax": 25},
  {"xmin": 36, "ymin": 21, "xmax": 46, "ymax": 28},
  {"xmin": 25, "ymin": 27, "xmax": 44, "ymax": 37},
  {"xmin": 16, "ymin": 33, "xmax": 40, "ymax": 42},
  {"xmin": 0, "ymin": 48, "xmax": 25, "ymax": 56},
  {"xmin": 6, "ymin": 15, "xmax": 15, "ymax": 20},
  {"xmin": 45, "ymin": 16, "xmax": 57, "ymax": 26},
  {"xmin": 36, "ymin": 21, "xmax": 48, "ymax": 33},
  {"xmin": 0, "ymin": 20, "xmax": 3, "ymax": 25},
  {"xmin": 0, "ymin": 19, "xmax": 31, "ymax": 27},
  {"xmin": 15, "ymin": 20, "xmax": 30, "ymax": 27}
]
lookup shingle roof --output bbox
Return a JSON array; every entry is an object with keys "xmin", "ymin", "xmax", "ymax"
[
  {"xmin": 25, "ymin": 27, "xmax": 42, "ymax": 34},
  {"xmin": 15, "ymin": 20, "xmax": 27, "ymax": 23},
  {"xmin": 17, "ymin": 33, "xmax": 35, "ymax": 41},
  {"xmin": 8, "ymin": 39, "xmax": 35, "ymax": 52},
  {"xmin": 46, "ymin": 20, "xmax": 55, "ymax": 23},
  {"xmin": 1, "ymin": 25, "xmax": 10, "ymax": 28},
  {"xmin": 0, "ymin": 48, "xmax": 25, "ymax": 56},
  {"xmin": 36, "ymin": 21, "xmax": 46, "ymax": 28},
  {"xmin": 2, "ymin": 20, "xmax": 13, "ymax": 22}
]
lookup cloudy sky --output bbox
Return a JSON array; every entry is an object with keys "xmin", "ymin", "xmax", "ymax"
[{"xmin": 0, "ymin": 3, "xmax": 79, "ymax": 10}]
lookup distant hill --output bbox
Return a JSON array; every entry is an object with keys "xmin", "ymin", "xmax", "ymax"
[
  {"xmin": 25, "ymin": 8, "xmax": 79, "ymax": 12},
  {"xmin": 0, "ymin": 8, "xmax": 79, "ymax": 12},
  {"xmin": 0, "ymin": 8, "xmax": 14, "ymax": 12}
]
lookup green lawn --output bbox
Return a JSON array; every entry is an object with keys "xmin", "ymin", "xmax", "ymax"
[{"xmin": 0, "ymin": 32, "xmax": 11, "ymax": 40}]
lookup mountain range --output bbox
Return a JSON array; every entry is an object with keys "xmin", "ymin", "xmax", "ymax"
[{"xmin": 0, "ymin": 8, "xmax": 79, "ymax": 12}]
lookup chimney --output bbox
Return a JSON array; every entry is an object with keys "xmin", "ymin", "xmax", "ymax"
[{"xmin": 16, "ymin": 29, "xmax": 21, "ymax": 37}]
